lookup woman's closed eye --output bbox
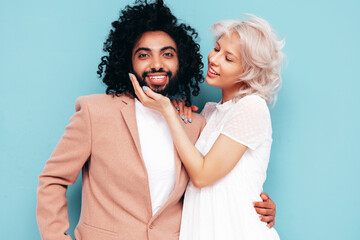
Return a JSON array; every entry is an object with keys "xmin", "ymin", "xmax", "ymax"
[{"xmin": 225, "ymin": 56, "xmax": 233, "ymax": 62}]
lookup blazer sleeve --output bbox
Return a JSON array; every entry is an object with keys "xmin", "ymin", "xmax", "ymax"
[{"xmin": 36, "ymin": 96, "xmax": 92, "ymax": 240}]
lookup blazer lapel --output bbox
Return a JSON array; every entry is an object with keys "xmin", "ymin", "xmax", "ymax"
[
  {"xmin": 119, "ymin": 97, "xmax": 143, "ymax": 160},
  {"xmin": 119, "ymin": 96, "xmax": 154, "ymax": 217}
]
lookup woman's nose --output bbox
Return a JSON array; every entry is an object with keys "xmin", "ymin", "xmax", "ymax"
[{"xmin": 209, "ymin": 53, "xmax": 220, "ymax": 66}]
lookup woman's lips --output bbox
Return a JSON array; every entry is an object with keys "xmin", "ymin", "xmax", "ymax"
[{"xmin": 207, "ymin": 67, "xmax": 220, "ymax": 78}]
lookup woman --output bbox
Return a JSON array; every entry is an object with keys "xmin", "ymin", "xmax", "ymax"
[{"xmin": 130, "ymin": 14, "xmax": 284, "ymax": 239}]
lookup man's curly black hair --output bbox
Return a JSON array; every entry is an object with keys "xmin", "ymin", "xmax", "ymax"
[{"xmin": 97, "ymin": 0, "xmax": 204, "ymax": 105}]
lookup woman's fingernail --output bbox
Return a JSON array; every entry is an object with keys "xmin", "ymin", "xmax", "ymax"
[
  {"xmin": 181, "ymin": 115, "xmax": 185, "ymax": 120},
  {"xmin": 189, "ymin": 118, "xmax": 192, "ymax": 123},
  {"xmin": 185, "ymin": 118, "xmax": 188, "ymax": 123},
  {"xmin": 142, "ymin": 86, "xmax": 147, "ymax": 91},
  {"xmin": 176, "ymin": 107, "xmax": 180, "ymax": 111},
  {"xmin": 128, "ymin": 73, "xmax": 132, "ymax": 80}
]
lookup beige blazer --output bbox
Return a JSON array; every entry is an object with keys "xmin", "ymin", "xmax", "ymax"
[{"xmin": 36, "ymin": 94, "xmax": 206, "ymax": 240}]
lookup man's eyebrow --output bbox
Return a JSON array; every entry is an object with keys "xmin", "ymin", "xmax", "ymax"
[
  {"xmin": 161, "ymin": 46, "xmax": 177, "ymax": 52},
  {"xmin": 134, "ymin": 47, "xmax": 151, "ymax": 54}
]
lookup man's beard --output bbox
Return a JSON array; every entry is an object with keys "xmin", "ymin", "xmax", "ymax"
[{"xmin": 133, "ymin": 69, "xmax": 179, "ymax": 97}]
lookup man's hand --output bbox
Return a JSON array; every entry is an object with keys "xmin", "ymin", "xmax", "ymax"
[{"xmin": 253, "ymin": 192, "xmax": 276, "ymax": 228}]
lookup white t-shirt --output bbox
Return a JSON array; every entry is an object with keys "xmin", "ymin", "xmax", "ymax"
[{"xmin": 135, "ymin": 99, "xmax": 176, "ymax": 215}]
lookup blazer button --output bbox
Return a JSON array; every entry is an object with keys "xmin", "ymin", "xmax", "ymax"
[{"xmin": 149, "ymin": 224, "xmax": 153, "ymax": 229}]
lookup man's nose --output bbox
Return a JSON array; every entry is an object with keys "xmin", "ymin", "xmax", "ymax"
[{"xmin": 150, "ymin": 55, "xmax": 163, "ymax": 71}]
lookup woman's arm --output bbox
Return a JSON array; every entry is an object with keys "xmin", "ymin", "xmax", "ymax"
[
  {"xmin": 129, "ymin": 74, "xmax": 248, "ymax": 188},
  {"xmin": 163, "ymin": 107, "xmax": 248, "ymax": 188}
]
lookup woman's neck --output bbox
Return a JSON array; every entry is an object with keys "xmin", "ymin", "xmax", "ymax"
[
  {"xmin": 221, "ymin": 85, "xmax": 239, "ymax": 103},
  {"xmin": 221, "ymin": 82, "xmax": 248, "ymax": 103}
]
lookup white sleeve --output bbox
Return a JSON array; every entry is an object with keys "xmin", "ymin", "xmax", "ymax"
[{"xmin": 221, "ymin": 95, "xmax": 271, "ymax": 150}]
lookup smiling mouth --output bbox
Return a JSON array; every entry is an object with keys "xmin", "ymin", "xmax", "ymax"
[
  {"xmin": 146, "ymin": 75, "xmax": 168, "ymax": 85},
  {"xmin": 209, "ymin": 67, "xmax": 220, "ymax": 76}
]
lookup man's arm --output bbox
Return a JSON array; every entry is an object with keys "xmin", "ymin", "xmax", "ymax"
[
  {"xmin": 37, "ymin": 97, "xmax": 91, "ymax": 240},
  {"xmin": 253, "ymin": 192, "xmax": 276, "ymax": 228}
]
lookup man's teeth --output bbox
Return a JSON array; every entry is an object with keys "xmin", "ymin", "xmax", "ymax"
[
  {"xmin": 149, "ymin": 76, "xmax": 166, "ymax": 80},
  {"xmin": 209, "ymin": 68, "xmax": 219, "ymax": 75}
]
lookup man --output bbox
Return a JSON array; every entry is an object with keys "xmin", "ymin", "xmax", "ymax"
[{"xmin": 37, "ymin": 1, "xmax": 276, "ymax": 239}]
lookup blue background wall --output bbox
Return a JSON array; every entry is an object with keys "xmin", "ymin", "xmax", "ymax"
[{"xmin": 1, "ymin": 0, "xmax": 359, "ymax": 239}]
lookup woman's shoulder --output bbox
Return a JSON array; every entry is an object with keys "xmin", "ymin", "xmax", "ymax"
[
  {"xmin": 200, "ymin": 102, "xmax": 217, "ymax": 119},
  {"xmin": 203, "ymin": 102, "xmax": 217, "ymax": 111},
  {"xmin": 238, "ymin": 94, "xmax": 267, "ymax": 105},
  {"xmin": 230, "ymin": 94, "xmax": 270, "ymax": 119},
  {"xmin": 234, "ymin": 94, "xmax": 268, "ymax": 111}
]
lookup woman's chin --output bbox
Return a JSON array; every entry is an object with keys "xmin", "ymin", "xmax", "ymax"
[{"xmin": 205, "ymin": 76, "xmax": 218, "ymax": 87}]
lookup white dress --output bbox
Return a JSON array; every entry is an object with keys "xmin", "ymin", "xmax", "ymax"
[{"xmin": 179, "ymin": 95, "xmax": 280, "ymax": 240}]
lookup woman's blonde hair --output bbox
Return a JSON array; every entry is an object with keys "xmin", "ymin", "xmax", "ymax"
[{"xmin": 212, "ymin": 14, "xmax": 285, "ymax": 106}]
